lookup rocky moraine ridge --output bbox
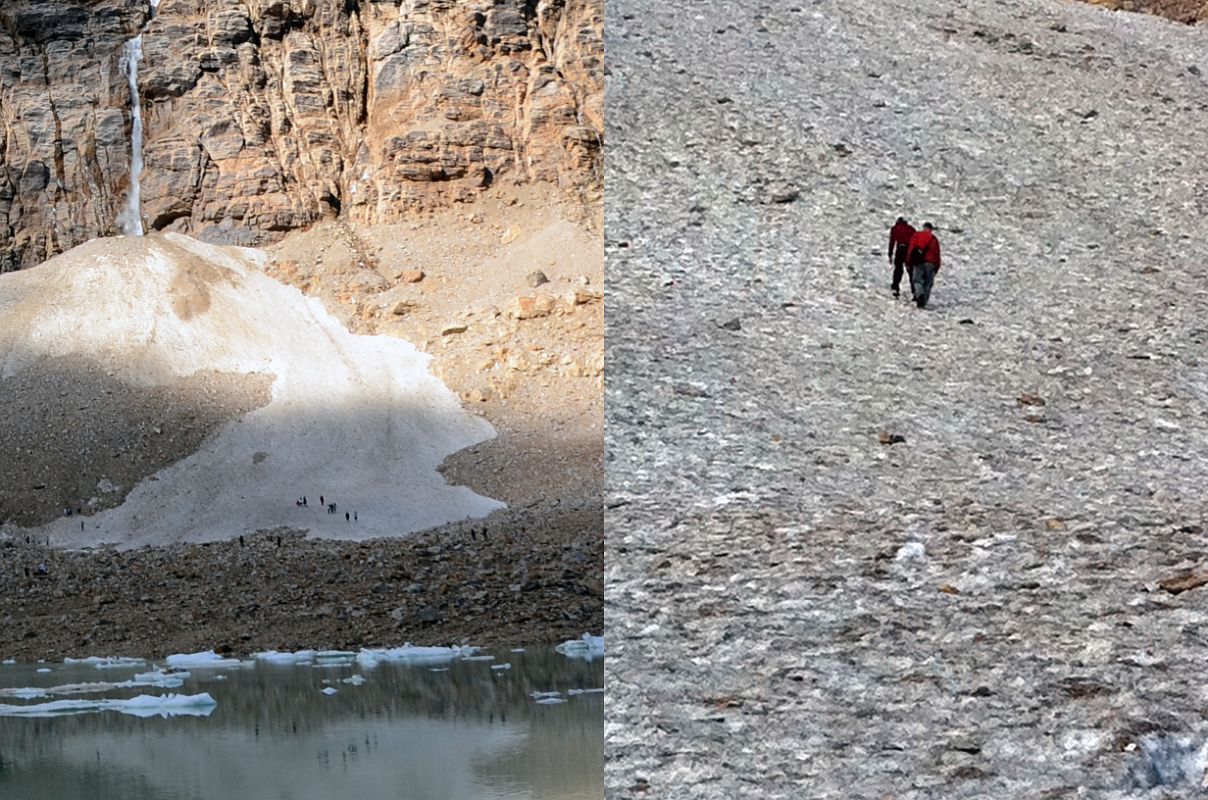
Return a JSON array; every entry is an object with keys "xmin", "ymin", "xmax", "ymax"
[{"xmin": 0, "ymin": 0, "xmax": 603, "ymax": 270}]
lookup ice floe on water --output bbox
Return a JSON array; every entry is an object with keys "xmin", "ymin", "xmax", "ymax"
[
  {"xmin": 252, "ymin": 646, "xmax": 466, "ymax": 669},
  {"xmin": 356, "ymin": 644, "xmax": 476, "ymax": 669},
  {"xmin": 63, "ymin": 656, "xmax": 146, "ymax": 669},
  {"xmin": 321, "ymin": 687, "xmax": 338, "ymax": 696},
  {"xmin": 341, "ymin": 674, "xmax": 366, "ymax": 686},
  {"xmin": 132, "ymin": 669, "xmax": 191, "ymax": 686},
  {"xmin": 165, "ymin": 651, "xmax": 245, "ymax": 669},
  {"xmin": 567, "ymin": 688, "xmax": 605, "ymax": 696},
  {"xmin": 491, "ymin": 663, "xmax": 512, "ymax": 671},
  {"xmin": 254, "ymin": 650, "xmax": 359, "ymax": 665},
  {"xmin": 0, "ymin": 687, "xmax": 49, "ymax": 700},
  {"xmin": 0, "ymin": 692, "xmax": 216, "ymax": 718},
  {"xmin": 555, "ymin": 633, "xmax": 605, "ymax": 661},
  {"xmin": 253, "ymin": 650, "xmax": 315, "ymax": 664},
  {"xmin": 0, "ymin": 670, "xmax": 192, "ymax": 701},
  {"xmin": 1, "ymin": 659, "xmax": 15, "ymax": 665},
  {"xmin": 35, "ymin": 668, "xmax": 51, "ymax": 674}
]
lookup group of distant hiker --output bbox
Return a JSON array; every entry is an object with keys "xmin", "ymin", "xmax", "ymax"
[
  {"xmin": 887, "ymin": 218, "xmax": 942, "ymax": 309},
  {"xmin": 294, "ymin": 494, "xmax": 356, "ymax": 522}
]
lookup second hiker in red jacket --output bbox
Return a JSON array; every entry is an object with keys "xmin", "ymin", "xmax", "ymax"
[
  {"xmin": 887, "ymin": 217, "xmax": 916, "ymax": 298},
  {"xmin": 907, "ymin": 223, "xmax": 942, "ymax": 309}
]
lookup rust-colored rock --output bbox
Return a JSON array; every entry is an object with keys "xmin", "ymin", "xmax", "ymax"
[
  {"xmin": 1158, "ymin": 568, "xmax": 1208, "ymax": 595},
  {"xmin": 510, "ymin": 293, "xmax": 556, "ymax": 320},
  {"xmin": 401, "ymin": 269, "xmax": 425, "ymax": 284},
  {"xmin": 0, "ymin": 0, "xmax": 603, "ymax": 271}
]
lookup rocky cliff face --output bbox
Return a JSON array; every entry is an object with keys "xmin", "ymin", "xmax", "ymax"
[{"xmin": 0, "ymin": 0, "xmax": 603, "ymax": 271}]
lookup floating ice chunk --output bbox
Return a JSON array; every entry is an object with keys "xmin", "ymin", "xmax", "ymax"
[
  {"xmin": 510, "ymin": 648, "xmax": 526, "ymax": 653},
  {"xmin": 341, "ymin": 674, "xmax": 366, "ymax": 686},
  {"xmin": 895, "ymin": 541, "xmax": 926, "ymax": 562},
  {"xmin": 461, "ymin": 655, "xmax": 496, "ymax": 662},
  {"xmin": 0, "ymin": 687, "xmax": 49, "ymax": 699},
  {"xmin": 0, "ymin": 692, "xmax": 216, "ymax": 718},
  {"xmin": 536, "ymin": 697, "xmax": 568, "ymax": 705},
  {"xmin": 36, "ymin": 668, "xmax": 51, "ymax": 674},
  {"xmin": 530, "ymin": 691, "xmax": 563, "ymax": 700},
  {"xmin": 165, "ymin": 651, "xmax": 243, "ymax": 669},
  {"xmin": 63, "ymin": 656, "xmax": 146, "ymax": 669},
  {"xmin": 117, "ymin": 693, "xmax": 217, "ymax": 719},
  {"xmin": 555, "ymin": 633, "xmax": 605, "ymax": 661},
  {"xmin": 126, "ymin": 670, "xmax": 189, "ymax": 689},
  {"xmin": 2, "ymin": 673, "xmax": 186, "ymax": 698},
  {"xmin": 254, "ymin": 650, "xmax": 315, "ymax": 664},
  {"xmin": 490, "ymin": 664, "xmax": 511, "ymax": 671},
  {"xmin": 567, "ymin": 688, "xmax": 605, "ymax": 696},
  {"xmin": 315, "ymin": 651, "xmax": 358, "ymax": 660},
  {"xmin": 429, "ymin": 668, "xmax": 449, "ymax": 673},
  {"xmin": 1, "ymin": 659, "xmax": 14, "ymax": 665},
  {"xmin": 356, "ymin": 644, "xmax": 475, "ymax": 669},
  {"xmin": 321, "ymin": 687, "xmax": 338, "ymax": 696}
]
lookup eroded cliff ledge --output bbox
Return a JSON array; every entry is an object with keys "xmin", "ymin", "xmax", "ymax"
[{"xmin": 0, "ymin": 0, "xmax": 603, "ymax": 270}]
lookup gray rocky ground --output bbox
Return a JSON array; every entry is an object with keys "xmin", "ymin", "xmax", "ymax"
[{"xmin": 606, "ymin": 0, "xmax": 1208, "ymax": 796}]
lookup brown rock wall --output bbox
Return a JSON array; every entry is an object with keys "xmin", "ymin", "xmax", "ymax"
[{"xmin": 0, "ymin": 0, "xmax": 603, "ymax": 270}]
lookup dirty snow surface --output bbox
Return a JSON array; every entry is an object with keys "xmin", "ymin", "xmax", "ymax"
[
  {"xmin": 606, "ymin": 0, "xmax": 1208, "ymax": 797},
  {"xmin": 0, "ymin": 233, "xmax": 502, "ymax": 547}
]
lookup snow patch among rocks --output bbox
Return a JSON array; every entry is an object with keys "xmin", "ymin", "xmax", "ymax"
[{"xmin": 2, "ymin": 233, "xmax": 503, "ymax": 546}]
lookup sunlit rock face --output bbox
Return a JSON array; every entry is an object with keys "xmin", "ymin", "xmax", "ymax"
[{"xmin": 0, "ymin": 0, "xmax": 603, "ymax": 270}]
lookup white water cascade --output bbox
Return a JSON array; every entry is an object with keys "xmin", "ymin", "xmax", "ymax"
[{"xmin": 116, "ymin": 0, "xmax": 160, "ymax": 237}]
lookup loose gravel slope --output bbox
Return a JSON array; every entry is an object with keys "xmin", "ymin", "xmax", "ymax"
[{"xmin": 606, "ymin": 0, "xmax": 1208, "ymax": 797}]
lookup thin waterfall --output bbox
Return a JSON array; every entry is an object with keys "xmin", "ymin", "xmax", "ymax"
[{"xmin": 116, "ymin": 0, "xmax": 161, "ymax": 237}]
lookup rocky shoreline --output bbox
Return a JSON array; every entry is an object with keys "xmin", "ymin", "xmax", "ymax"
[{"xmin": 0, "ymin": 498, "xmax": 601, "ymax": 661}]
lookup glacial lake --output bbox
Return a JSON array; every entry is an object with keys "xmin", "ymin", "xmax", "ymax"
[{"xmin": 0, "ymin": 642, "xmax": 603, "ymax": 799}]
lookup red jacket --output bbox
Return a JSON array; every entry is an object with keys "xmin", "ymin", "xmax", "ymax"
[
  {"xmin": 907, "ymin": 229, "xmax": 941, "ymax": 270},
  {"xmin": 888, "ymin": 221, "xmax": 915, "ymax": 259}
]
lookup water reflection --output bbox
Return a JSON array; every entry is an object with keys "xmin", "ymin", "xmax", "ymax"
[{"xmin": 0, "ymin": 647, "xmax": 602, "ymax": 800}]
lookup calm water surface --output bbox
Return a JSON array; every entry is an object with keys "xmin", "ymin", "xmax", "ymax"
[{"xmin": 0, "ymin": 646, "xmax": 602, "ymax": 799}]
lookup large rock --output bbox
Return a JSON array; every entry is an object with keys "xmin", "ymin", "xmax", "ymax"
[{"xmin": 0, "ymin": 0, "xmax": 603, "ymax": 271}]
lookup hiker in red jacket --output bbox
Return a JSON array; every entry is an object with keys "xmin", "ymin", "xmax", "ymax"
[
  {"xmin": 887, "ymin": 217, "xmax": 916, "ymax": 299},
  {"xmin": 907, "ymin": 222, "xmax": 942, "ymax": 309}
]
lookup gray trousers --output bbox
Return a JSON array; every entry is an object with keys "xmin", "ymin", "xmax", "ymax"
[{"xmin": 912, "ymin": 262, "xmax": 937, "ymax": 308}]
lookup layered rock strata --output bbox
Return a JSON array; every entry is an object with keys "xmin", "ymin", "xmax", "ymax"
[{"xmin": 0, "ymin": 0, "xmax": 603, "ymax": 271}]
